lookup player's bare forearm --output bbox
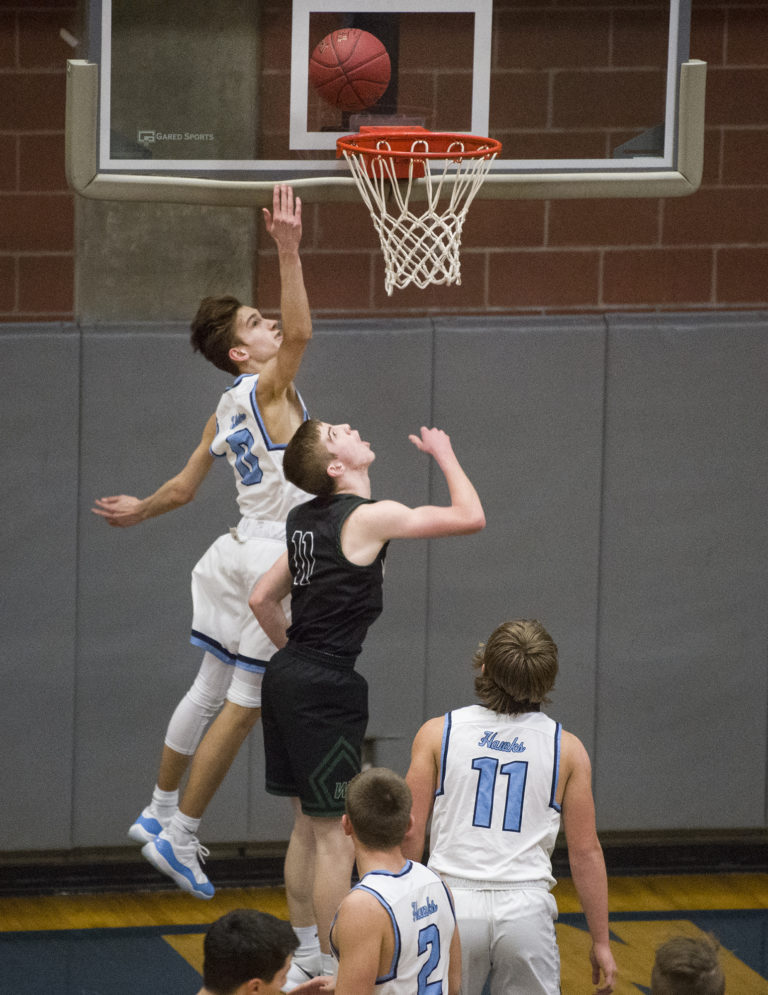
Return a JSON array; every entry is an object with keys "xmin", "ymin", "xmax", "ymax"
[
  {"xmin": 561, "ymin": 734, "xmax": 613, "ymax": 978},
  {"xmin": 264, "ymin": 183, "xmax": 310, "ymax": 346},
  {"xmin": 569, "ymin": 845, "xmax": 616, "ymax": 991},
  {"xmin": 436, "ymin": 451, "xmax": 485, "ymax": 534},
  {"xmin": 249, "ymin": 553, "xmax": 292, "ymax": 648},
  {"xmin": 408, "ymin": 427, "xmax": 485, "ymax": 534},
  {"xmin": 249, "ymin": 592, "xmax": 289, "ymax": 649},
  {"xmin": 92, "ymin": 415, "xmax": 215, "ymax": 527},
  {"xmin": 570, "ymin": 845, "xmax": 610, "ymax": 941},
  {"xmin": 91, "ymin": 494, "xmax": 150, "ymax": 527},
  {"xmin": 278, "ymin": 252, "xmax": 312, "ymax": 350},
  {"xmin": 92, "ymin": 476, "xmax": 197, "ymax": 525},
  {"xmin": 262, "ymin": 184, "xmax": 312, "ymax": 388}
]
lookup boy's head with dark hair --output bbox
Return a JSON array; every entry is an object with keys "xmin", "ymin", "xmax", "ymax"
[
  {"xmin": 344, "ymin": 767, "xmax": 412, "ymax": 850},
  {"xmin": 190, "ymin": 296, "xmax": 243, "ymax": 376},
  {"xmin": 283, "ymin": 419, "xmax": 375, "ymax": 496},
  {"xmin": 283, "ymin": 419, "xmax": 336, "ymax": 496},
  {"xmin": 202, "ymin": 909, "xmax": 298, "ymax": 994}
]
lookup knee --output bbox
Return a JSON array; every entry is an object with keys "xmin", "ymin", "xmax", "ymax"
[
  {"xmin": 187, "ymin": 676, "xmax": 227, "ymax": 716},
  {"xmin": 291, "ymin": 805, "xmax": 315, "ymax": 844},
  {"xmin": 312, "ymin": 818, "xmax": 354, "ymax": 860},
  {"xmin": 226, "ymin": 671, "xmax": 263, "ymax": 709}
]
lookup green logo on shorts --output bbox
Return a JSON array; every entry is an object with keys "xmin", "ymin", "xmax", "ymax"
[{"xmin": 308, "ymin": 736, "xmax": 360, "ymax": 813}]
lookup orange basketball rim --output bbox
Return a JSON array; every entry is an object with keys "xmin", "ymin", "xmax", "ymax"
[{"xmin": 337, "ymin": 127, "xmax": 502, "ymax": 295}]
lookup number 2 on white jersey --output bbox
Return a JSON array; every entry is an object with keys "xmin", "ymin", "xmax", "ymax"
[{"xmin": 417, "ymin": 923, "xmax": 443, "ymax": 994}]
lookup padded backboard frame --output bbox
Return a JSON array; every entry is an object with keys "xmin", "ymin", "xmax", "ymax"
[{"xmin": 66, "ymin": 0, "xmax": 706, "ymax": 205}]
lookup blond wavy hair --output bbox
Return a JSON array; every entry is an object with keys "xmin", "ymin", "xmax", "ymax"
[{"xmin": 473, "ymin": 619, "xmax": 558, "ymax": 714}]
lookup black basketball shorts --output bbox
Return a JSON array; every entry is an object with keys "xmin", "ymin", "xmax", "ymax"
[{"xmin": 261, "ymin": 643, "xmax": 369, "ymax": 817}]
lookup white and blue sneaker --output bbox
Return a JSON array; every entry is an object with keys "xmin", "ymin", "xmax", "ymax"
[
  {"xmin": 128, "ymin": 807, "xmax": 171, "ymax": 844},
  {"xmin": 141, "ymin": 829, "xmax": 215, "ymax": 899}
]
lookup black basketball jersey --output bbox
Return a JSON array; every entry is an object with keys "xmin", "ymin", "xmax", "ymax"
[{"xmin": 285, "ymin": 493, "xmax": 388, "ymax": 659}]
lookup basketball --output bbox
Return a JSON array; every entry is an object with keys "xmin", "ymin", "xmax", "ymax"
[{"xmin": 309, "ymin": 28, "xmax": 391, "ymax": 113}]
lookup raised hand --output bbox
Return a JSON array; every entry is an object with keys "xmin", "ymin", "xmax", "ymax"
[
  {"xmin": 262, "ymin": 183, "xmax": 302, "ymax": 252},
  {"xmin": 407, "ymin": 426, "xmax": 455, "ymax": 460}
]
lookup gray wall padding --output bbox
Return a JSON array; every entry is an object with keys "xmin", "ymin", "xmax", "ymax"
[
  {"xmin": 0, "ymin": 312, "xmax": 766, "ymax": 850},
  {"xmin": 1, "ymin": 328, "xmax": 80, "ymax": 849}
]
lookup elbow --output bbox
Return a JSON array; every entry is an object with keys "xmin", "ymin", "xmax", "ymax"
[
  {"xmin": 568, "ymin": 840, "xmax": 605, "ymax": 876},
  {"xmin": 248, "ymin": 585, "xmax": 265, "ymax": 620},
  {"xmin": 463, "ymin": 510, "xmax": 486, "ymax": 534},
  {"xmin": 168, "ymin": 482, "xmax": 196, "ymax": 507}
]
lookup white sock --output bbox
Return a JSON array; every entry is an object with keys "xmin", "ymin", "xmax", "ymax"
[
  {"xmin": 321, "ymin": 952, "xmax": 336, "ymax": 976},
  {"xmin": 150, "ymin": 786, "xmax": 178, "ymax": 820},
  {"xmin": 294, "ymin": 925, "xmax": 320, "ymax": 958},
  {"xmin": 168, "ymin": 810, "xmax": 201, "ymax": 841}
]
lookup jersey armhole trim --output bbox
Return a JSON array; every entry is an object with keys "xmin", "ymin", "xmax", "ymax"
[
  {"xmin": 549, "ymin": 721, "xmax": 562, "ymax": 813},
  {"xmin": 354, "ymin": 884, "xmax": 400, "ymax": 983},
  {"xmin": 436, "ymin": 712, "xmax": 452, "ymax": 798}
]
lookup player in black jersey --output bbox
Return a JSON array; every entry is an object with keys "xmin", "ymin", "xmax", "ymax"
[{"xmin": 249, "ymin": 418, "xmax": 485, "ymax": 988}]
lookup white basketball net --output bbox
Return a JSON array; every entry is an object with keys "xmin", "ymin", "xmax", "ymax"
[{"xmin": 340, "ymin": 137, "xmax": 499, "ymax": 295}]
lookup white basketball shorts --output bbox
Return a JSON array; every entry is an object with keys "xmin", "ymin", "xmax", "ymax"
[
  {"xmin": 448, "ymin": 883, "xmax": 560, "ymax": 995},
  {"xmin": 190, "ymin": 520, "xmax": 290, "ymax": 672}
]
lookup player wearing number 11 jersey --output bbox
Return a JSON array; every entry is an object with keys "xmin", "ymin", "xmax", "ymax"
[
  {"xmin": 404, "ymin": 618, "xmax": 617, "ymax": 995},
  {"xmin": 249, "ymin": 418, "xmax": 485, "ymax": 988}
]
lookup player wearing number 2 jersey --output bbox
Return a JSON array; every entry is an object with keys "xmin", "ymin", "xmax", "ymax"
[
  {"xmin": 404, "ymin": 618, "xmax": 617, "ymax": 995},
  {"xmin": 92, "ymin": 185, "xmax": 314, "ymax": 907},
  {"xmin": 330, "ymin": 768, "xmax": 461, "ymax": 995}
]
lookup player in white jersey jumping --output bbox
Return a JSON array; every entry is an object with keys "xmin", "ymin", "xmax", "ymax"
[
  {"xmin": 330, "ymin": 767, "xmax": 461, "ymax": 995},
  {"xmin": 404, "ymin": 618, "xmax": 617, "ymax": 995},
  {"xmin": 92, "ymin": 186, "xmax": 316, "ymax": 915}
]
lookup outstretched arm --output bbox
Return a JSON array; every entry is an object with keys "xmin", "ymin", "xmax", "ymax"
[
  {"xmin": 404, "ymin": 426, "xmax": 485, "ymax": 535},
  {"xmin": 342, "ymin": 428, "xmax": 485, "ymax": 562},
  {"xmin": 561, "ymin": 732, "xmax": 617, "ymax": 994},
  {"xmin": 258, "ymin": 184, "xmax": 312, "ymax": 405},
  {"xmin": 91, "ymin": 414, "xmax": 216, "ymax": 527},
  {"xmin": 249, "ymin": 552, "xmax": 293, "ymax": 649},
  {"xmin": 402, "ymin": 717, "xmax": 443, "ymax": 861}
]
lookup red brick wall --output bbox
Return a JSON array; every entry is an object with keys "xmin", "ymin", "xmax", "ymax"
[
  {"xmin": 2, "ymin": 2, "xmax": 767, "ymax": 323},
  {"xmin": 0, "ymin": 0, "xmax": 76, "ymax": 321}
]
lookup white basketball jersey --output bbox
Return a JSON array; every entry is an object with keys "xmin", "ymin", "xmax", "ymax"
[
  {"xmin": 334, "ymin": 861, "xmax": 456, "ymax": 993},
  {"xmin": 428, "ymin": 706, "xmax": 562, "ymax": 888},
  {"xmin": 210, "ymin": 373, "xmax": 309, "ymax": 521}
]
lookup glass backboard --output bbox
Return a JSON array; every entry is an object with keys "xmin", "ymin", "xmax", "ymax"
[{"xmin": 67, "ymin": 0, "xmax": 705, "ymax": 203}]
